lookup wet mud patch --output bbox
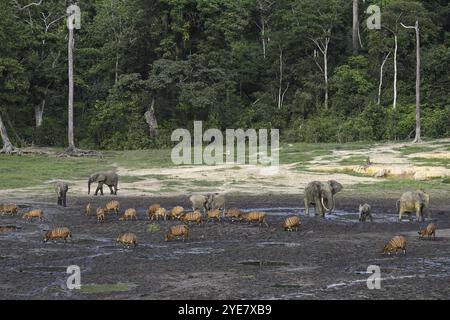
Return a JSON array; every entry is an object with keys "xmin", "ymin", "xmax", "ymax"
[{"xmin": 0, "ymin": 194, "xmax": 449, "ymax": 299}]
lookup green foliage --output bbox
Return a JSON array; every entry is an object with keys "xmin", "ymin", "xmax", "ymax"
[{"xmin": 0, "ymin": 0, "xmax": 448, "ymax": 150}]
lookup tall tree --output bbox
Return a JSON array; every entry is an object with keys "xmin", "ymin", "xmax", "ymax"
[
  {"xmin": 352, "ymin": 0, "xmax": 359, "ymax": 54},
  {"xmin": 401, "ymin": 20, "xmax": 422, "ymax": 143}
]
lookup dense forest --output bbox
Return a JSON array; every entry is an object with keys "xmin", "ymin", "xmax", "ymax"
[{"xmin": 0, "ymin": 0, "xmax": 449, "ymax": 151}]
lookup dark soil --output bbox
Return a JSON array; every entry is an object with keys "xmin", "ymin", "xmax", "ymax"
[{"xmin": 0, "ymin": 193, "xmax": 449, "ymax": 300}]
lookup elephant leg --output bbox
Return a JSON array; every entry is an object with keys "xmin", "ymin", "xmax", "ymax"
[
  {"xmin": 63, "ymin": 194, "xmax": 67, "ymax": 207},
  {"xmin": 97, "ymin": 182, "xmax": 104, "ymax": 196},
  {"xmin": 108, "ymin": 185, "xmax": 114, "ymax": 195},
  {"xmin": 416, "ymin": 204, "xmax": 423, "ymax": 222},
  {"xmin": 57, "ymin": 196, "xmax": 61, "ymax": 206},
  {"xmin": 315, "ymin": 202, "xmax": 323, "ymax": 217},
  {"xmin": 114, "ymin": 184, "xmax": 118, "ymax": 195}
]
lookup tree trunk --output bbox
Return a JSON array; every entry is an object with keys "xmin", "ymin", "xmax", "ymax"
[
  {"xmin": 35, "ymin": 99, "xmax": 45, "ymax": 127},
  {"xmin": 0, "ymin": 113, "xmax": 20, "ymax": 154},
  {"xmin": 144, "ymin": 98, "xmax": 158, "ymax": 141},
  {"xmin": 67, "ymin": 26, "xmax": 75, "ymax": 149},
  {"xmin": 378, "ymin": 52, "xmax": 391, "ymax": 105},
  {"xmin": 393, "ymin": 34, "xmax": 398, "ymax": 110},
  {"xmin": 324, "ymin": 39, "xmax": 329, "ymax": 110},
  {"xmin": 413, "ymin": 21, "xmax": 421, "ymax": 143},
  {"xmin": 278, "ymin": 47, "xmax": 283, "ymax": 109},
  {"xmin": 352, "ymin": 0, "xmax": 359, "ymax": 54}
]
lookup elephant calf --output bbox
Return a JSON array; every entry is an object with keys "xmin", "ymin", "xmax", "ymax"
[
  {"xmin": 55, "ymin": 181, "xmax": 69, "ymax": 207},
  {"xmin": 358, "ymin": 203, "xmax": 373, "ymax": 222},
  {"xmin": 88, "ymin": 172, "xmax": 119, "ymax": 196}
]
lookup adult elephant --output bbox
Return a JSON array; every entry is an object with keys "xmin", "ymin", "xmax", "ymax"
[
  {"xmin": 88, "ymin": 172, "xmax": 119, "ymax": 196},
  {"xmin": 304, "ymin": 180, "xmax": 343, "ymax": 217},
  {"xmin": 397, "ymin": 189, "xmax": 430, "ymax": 222}
]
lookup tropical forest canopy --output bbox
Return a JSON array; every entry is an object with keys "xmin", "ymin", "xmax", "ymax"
[{"xmin": 0, "ymin": 0, "xmax": 449, "ymax": 150}]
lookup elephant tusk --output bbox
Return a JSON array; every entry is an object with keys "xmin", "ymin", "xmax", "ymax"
[{"xmin": 321, "ymin": 197, "xmax": 332, "ymax": 212}]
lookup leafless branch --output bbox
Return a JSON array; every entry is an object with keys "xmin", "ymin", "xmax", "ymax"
[{"xmin": 11, "ymin": 0, "xmax": 42, "ymax": 10}]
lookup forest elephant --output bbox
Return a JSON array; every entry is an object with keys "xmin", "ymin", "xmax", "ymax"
[
  {"xmin": 189, "ymin": 194, "xmax": 208, "ymax": 213},
  {"xmin": 304, "ymin": 180, "xmax": 343, "ymax": 217},
  {"xmin": 55, "ymin": 181, "xmax": 69, "ymax": 207},
  {"xmin": 397, "ymin": 189, "xmax": 430, "ymax": 222},
  {"xmin": 88, "ymin": 172, "xmax": 119, "ymax": 196},
  {"xmin": 206, "ymin": 193, "xmax": 225, "ymax": 213}
]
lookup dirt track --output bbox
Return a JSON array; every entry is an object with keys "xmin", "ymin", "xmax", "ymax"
[{"xmin": 0, "ymin": 193, "xmax": 449, "ymax": 300}]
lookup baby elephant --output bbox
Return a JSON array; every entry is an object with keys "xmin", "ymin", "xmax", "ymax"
[
  {"xmin": 55, "ymin": 181, "xmax": 69, "ymax": 207},
  {"xmin": 358, "ymin": 204, "xmax": 373, "ymax": 222}
]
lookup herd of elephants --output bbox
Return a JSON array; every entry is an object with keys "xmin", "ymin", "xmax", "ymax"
[{"xmin": 0, "ymin": 171, "xmax": 437, "ymax": 254}]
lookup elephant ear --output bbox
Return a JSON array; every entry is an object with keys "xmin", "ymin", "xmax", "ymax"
[{"xmin": 328, "ymin": 180, "xmax": 343, "ymax": 195}]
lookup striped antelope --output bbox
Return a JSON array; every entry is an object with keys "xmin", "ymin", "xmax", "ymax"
[
  {"xmin": 120, "ymin": 208, "xmax": 138, "ymax": 221},
  {"xmin": 105, "ymin": 200, "xmax": 120, "ymax": 215},
  {"xmin": 22, "ymin": 209, "xmax": 44, "ymax": 221},
  {"xmin": 242, "ymin": 211, "xmax": 269, "ymax": 227},
  {"xmin": 85, "ymin": 203, "xmax": 92, "ymax": 216},
  {"xmin": 180, "ymin": 211, "xmax": 202, "ymax": 225},
  {"xmin": 165, "ymin": 225, "xmax": 189, "ymax": 242},
  {"xmin": 207, "ymin": 209, "xmax": 221, "ymax": 222},
  {"xmin": 225, "ymin": 208, "xmax": 242, "ymax": 221},
  {"xmin": 418, "ymin": 223, "xmax": 436, "ymax": 240},
  {"xmin": 382, "ymin": 235, "xmax": 406, "ymax": 255},
  {"xmin": 0, "ymin": 204, "xmax": 18, "ymax": 215},
  {"xmin": 43, "ymin": 227, "xmax": 72, "ymax": 242},
  {"xmin": 96, "ymin": 208, "xmax": 106, "ymax": 222},
  {"xmin": 147, "ymin": 204, "xmax": 161, "ymax": 219},
  {"xmin": 117, "ymin": 233, "xmax": 138, "ymax": 247},
  {"xmin": 170, "ymin": 206, "xmax": 184, "ymax": 220},
  {"xmin": 283, "ymin": 216, "xmax": 300, "ymax": 231},
  {"xmin": 149, "ymin": 207, "xmax": 167, "ymax": 221}
]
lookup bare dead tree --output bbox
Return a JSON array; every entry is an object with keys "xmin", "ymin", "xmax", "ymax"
[
  {"xmin": 384, "ymin": 13, "xmax": 403, "ymax": 110},
  {"xmin": 0, "ymin": 113, "xmax": 21, "ymax": 154},
  {"xmin": 277, "ymin": 47, "xmax": 289, "ymax": 109},
  {"xmin": 311, "ymin": 33, "xmax": 330, "ymax": 109},
  {"xmin": 401, "ymin": 21, "xmax": 422, "ymax": 143},
  {"xmin": 144, "ymin": 98, "xmax": 158, "ymax": 141},
  {"xmin": 255, "ymin": 1, "xmax": 274, "ymax": 59},
  {"xmin": 378, "ymin": 51, "xmax": 391, "ymax": 105},
  {"xmin": 352, "ymin": 0, "xmax": 359, "ymax": 54}
]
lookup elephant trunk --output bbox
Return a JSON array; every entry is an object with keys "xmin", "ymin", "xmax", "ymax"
[{"xmin": 88, "ymin": 180, "xmax": 92, "ymax": 195}]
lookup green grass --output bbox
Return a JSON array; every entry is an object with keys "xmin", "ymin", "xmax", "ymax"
[
  {"xmin": 409, "ymin": 157, "xmax": 450, "ymax": 168},
  {"xmin": 337, "ymin": 155, "xmax": 370, "ymax": 166},
  {"xmin": 346, "ymin": 178, "xmax": 450, "ymax": 195},
  {"xmin": 79, "ymin": 282, "xmax": 135, "ymax": 294},
  {"xmin": 0, "ymin": 155, "xmax": 110, "ymax": 189},
  {"xmin": 442, "ymin": 177, "xmax": 450, "ymax": 184},
  {"xmin": 147, "ymin": 223, "xmax": 159, "ymax": 233},
  {"xmin": 395, "ymin": 145, "xmax": 435, "ymax": 155}
]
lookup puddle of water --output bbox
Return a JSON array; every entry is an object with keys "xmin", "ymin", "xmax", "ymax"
[
  {"xmin": 238, "ymin": 260, "xmax": 290, "ymax": 267},
  {"xmin": 243, "ymin": 207, "xmax": 405, "ymax": 224},
  {"xmin": 258, "ymin": 242, "xmax": 302, "ymax": 248},
  {"xmin": 173, "ymin": 247, "xmax": 225, "ymax": 255},
  {"xmin": 17, "ymin": 266, "xmax": 65, "ymax": 273}
]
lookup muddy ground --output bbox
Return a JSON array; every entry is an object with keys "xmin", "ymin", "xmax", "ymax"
[{"xmin": 0, "ymin": 193, "xmax": 449, "ymax": 300}]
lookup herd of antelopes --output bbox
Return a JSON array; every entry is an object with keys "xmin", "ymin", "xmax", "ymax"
[{"xmin": 0, "ymin": 195, "xmax": 438, "ymax": 254}]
